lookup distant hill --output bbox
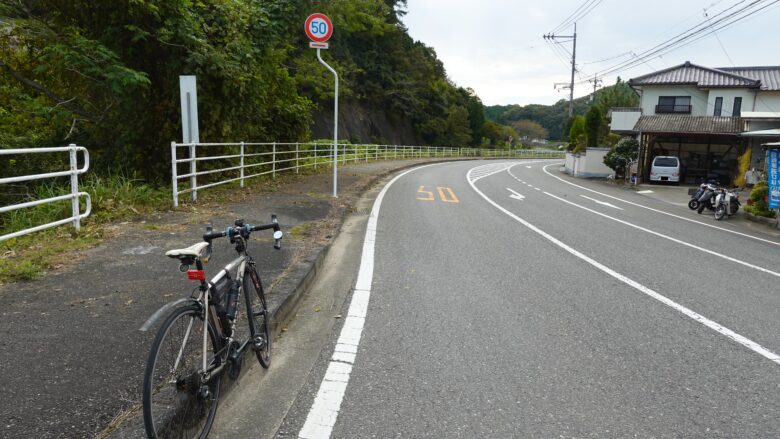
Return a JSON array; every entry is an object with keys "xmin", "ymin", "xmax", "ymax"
[{"xmin": 485, "ymin": 79, "xmax": 639, "ymax": 141}]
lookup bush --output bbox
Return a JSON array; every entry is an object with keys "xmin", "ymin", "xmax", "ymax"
[
  {"xmin": 744, "ymin": 181, "xmax": 777, "ymax": 218},
  {"xmin": 603, "ymin": 137, "xmax": 639, "ymax": 178}
]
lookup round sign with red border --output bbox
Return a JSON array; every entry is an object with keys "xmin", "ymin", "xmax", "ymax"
[{"xmin": 305, "ymin": 13, "xmax": 333, "ymax": 43}]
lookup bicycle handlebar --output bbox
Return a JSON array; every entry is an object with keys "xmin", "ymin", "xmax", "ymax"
[{"xmin": 202, "ymin": 215, "xmax": 283, "ymax": 250}]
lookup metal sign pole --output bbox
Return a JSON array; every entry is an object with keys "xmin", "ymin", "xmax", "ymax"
[{"xmin": 316, "ymin": 48, "xmax": 339, "ymax": 198}]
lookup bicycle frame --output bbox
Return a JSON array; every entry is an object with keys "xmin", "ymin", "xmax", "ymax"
[{"xmin": 200, "ymin": 255, "xmax": 249, "ymax": 373}]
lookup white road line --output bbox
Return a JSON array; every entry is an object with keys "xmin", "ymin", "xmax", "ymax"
[
  {"xmin": 545, "ymin": 191, "xmax": 780, "ymax": 278},
  {"xmin": 299, "ymin": 164, "xmax": 436, "ymax": 439},
  {"xmin": 539, "ymin": 163, "xmax": 780, "ymax": 247},
  {"xmin": 507, "ymin": 188, "xmax": 525, "ymax": 201},
  {"xmin": 467, "ymin": 165, "xmax": 780, "ymax": 366},
  {"xmin": 579, "ymin": 195, "xmax": 624, "ymax": 210},
  {"xmin": 468, "ymin": 160, "xmax": 551, "ymax": 184}
]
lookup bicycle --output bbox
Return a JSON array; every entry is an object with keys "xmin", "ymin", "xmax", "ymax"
[{"xmin": 140, "ymin": 215, "xmax": 283, "ymax": 438}]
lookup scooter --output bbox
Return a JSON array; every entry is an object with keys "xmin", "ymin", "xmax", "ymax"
[
  {"xmin": 714, "ymin": 189, "xmax": 741, "ymax": 220},
  {"xmin": 688, "ymin": 183, "xmax": 708, "ymax": 210},
  {"xmin": 696, "ymin": 183, "xmax": 719, "ymax": 214}
]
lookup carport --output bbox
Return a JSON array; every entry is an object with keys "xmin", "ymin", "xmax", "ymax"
[{"xmin": 635, "ymin": 115, "xmax": 745, "ymax": 185}]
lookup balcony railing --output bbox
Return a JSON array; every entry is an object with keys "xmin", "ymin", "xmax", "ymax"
[{"xmin": 655, "ymin": 104, "xmax": 692, "ymax": 114}]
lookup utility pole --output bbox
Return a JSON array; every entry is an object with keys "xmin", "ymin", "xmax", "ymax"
[
  {"xmin": 588, "ymin": 74, "xmax": 603, "ymax": 103},
  {"xmin": 543, "ymin": 22, "xmax": 578, "ymax": 117}
]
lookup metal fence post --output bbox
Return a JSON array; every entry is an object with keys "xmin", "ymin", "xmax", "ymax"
[
  {"xmin": 171, "ymin": 142, "xmax": 179, "ymax": 207},
  {"xmin": 272, "ymin": 142, "xmax": 276, "ymax": 178},
  {"xmin": 68, "ymin": 144, "xmax": 80, "ymax": 232},
  {"xmin": 189, "ymin": 143, "xmax": 197, "ymax": 202},
  {"xmin": 240, "ymin": 142, "xmax": 245, "ymax": 187},
  {"xmin": 314, "ymin": 143, "xmax": 318, "ymax": 170},
  {"xmin": 295, "ymin": 142, "xmax": 300, "ymax": 174}
]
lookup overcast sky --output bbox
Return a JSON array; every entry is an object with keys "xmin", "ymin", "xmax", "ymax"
[{"xmin": 401, "ymin": 0, "xmax": 780, "ymax": 106}]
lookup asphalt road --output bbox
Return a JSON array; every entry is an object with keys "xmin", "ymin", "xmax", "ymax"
[{"xmin": 275, "ymin": 159, "xmax": 780, "ymax": 438}]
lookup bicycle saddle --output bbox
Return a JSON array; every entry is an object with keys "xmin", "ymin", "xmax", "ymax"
[{"xmin": 165, "ymin": 242, "xmax": 210, "ymax": 260}]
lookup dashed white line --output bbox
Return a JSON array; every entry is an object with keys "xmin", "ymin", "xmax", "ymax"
[
  {"xmin": 539, "ymin": 163, "xmax": 780, "ymax": 247},
  {"xmin": 468, "ymin": 165, "xmax": 780, "ymax": 367},
  {"xmin": 579, "ymin": 195, "xmax": 624, "ymax": 210},
  {"xmin": 544, "ymin": 191, "xmax": 780, "ymax": 278}
]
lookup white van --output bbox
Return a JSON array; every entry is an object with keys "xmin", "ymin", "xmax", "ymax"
[{"xmin": 650, "ymin": 156, "xmax": 681, "ymax": 183}]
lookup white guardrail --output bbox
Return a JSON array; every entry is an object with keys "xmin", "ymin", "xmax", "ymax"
[
  {"xmin": 0, "ymin": 145, "xmax": 92, "ymax": 241},
  {"xmin": 170, "ymin": 142, "xmax": 564, "ymax": 206}
]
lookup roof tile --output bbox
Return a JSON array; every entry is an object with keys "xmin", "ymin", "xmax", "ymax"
[
  {"xmin": 629, "ymin": 62, "xmax": 771, "ymax": 89},
  {"xmin": 634, "ymin": 115, "xmax": 743, "ymax": 134}
]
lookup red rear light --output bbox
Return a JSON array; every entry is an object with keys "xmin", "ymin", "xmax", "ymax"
[{"xmin": 187, "ymin": 270, "xmax": 205, "ymax": 280}]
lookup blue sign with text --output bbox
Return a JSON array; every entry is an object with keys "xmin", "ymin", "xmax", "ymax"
[{"xmin": 769, "ymin": 148, "xmax": 779, "ymax": 209}]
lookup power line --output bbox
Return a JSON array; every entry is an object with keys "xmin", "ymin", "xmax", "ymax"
[
  {"xmin": 593, "ymin": 0, "xmax": 770, "ymax": 79},
  {"xmin": 549, "ymin": 0, "xmax": 597, "ymax": 34},
  {"xmin": 704, "ymin": 8, "xmax": 736, "ymax": 66},
  {"xmin": 584, "ymin": 0, "xmax": 777, "ymax": 83},
  {"xmin": 589, "ymin": 0, "xmax": 754, "ymax": 80},
  {"xmin": 582, "ymin": 51, "xmax": 632, "ymax": 66}
]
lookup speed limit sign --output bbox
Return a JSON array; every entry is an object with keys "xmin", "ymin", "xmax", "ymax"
[{"xmin": 305, "ymin": 13, "xmax": 333, "ymax": 43}]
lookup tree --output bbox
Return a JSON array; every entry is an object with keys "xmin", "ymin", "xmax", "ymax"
[
  {"xmin": 568, "ymin": 116, "xmax": 586, "ymax": 153},
  {"xmin": 585, "ymin": 105, "xmax": 603, "ymax": 148},
  {"xmin": 482, "ymin": 121, "xmax": 505, "ymax": 146},
  {"xmin": 510, "ymin": 119, "xmax": 547, "ymax": 141},
  {"xmin": 463, "ymin": 88, "xmax": 485, "ymax": 146},
  {"xmin": 596, "ymin": 77, "xmax": 639, "ymax": 110},
  {"xmin": 603, "ymin": 137, "xmax": 639, "ymax": 178},
  {"xmin": 442, "ymin": 105, "xmax": 472, "ymax": 147}
]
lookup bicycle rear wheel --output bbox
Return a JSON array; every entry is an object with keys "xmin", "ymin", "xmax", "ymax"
[
  {"xmin": 244, "ymin": 268, "xmax": 271, "ymax": 368},
  {"xmin": 143, "ymin": 304, "xmax": 222, "ymax": 439}
]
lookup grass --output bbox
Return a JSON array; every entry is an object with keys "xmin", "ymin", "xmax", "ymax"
[
  {"xmin": 0, "ymin": 167, "xmax": 327, "ymax": 283},
  {"xmin": 1, "ymin": 172, "xmax": 170, "ymax": 283},
  {"xmin": 288, "ymin": 222, "xmax": 315, "ymax": 240}
]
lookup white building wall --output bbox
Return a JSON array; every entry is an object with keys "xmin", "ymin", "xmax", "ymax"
[
  {"xmin": 753, "ymin": 91, "xmax": 780, "ymax": 112},
  {"xmin": 705, "ymin": 89, "xmax": 755, "ymax": 116},
  {"xmin": 564, "ymin": 148, "xmax": 613, "ymax": 178},
  {"xmin": 639, "ymin": 86, "xmax": 709, "ymax": 116},
  {"xmin": 610, "ymin": 110, "xmax": 642, "ymax": 132}
]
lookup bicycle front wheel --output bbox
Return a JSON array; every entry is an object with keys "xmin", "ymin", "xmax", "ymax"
[
  {"xmin": 244, "ymin": 268, "xmax": 271, "ymax": 368},
  {"xmin": 143, "ymin": 304, "xmax": 222, "ymax": 439}
]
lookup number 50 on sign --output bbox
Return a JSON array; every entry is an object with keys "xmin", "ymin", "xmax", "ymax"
[{"xmin": 305, "ymin": 13, "xmax": 333, "ymax": 43}]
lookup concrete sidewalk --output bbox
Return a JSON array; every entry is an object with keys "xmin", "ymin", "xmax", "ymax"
[{"xmin": 0, "ymin": 159, "xmax": 444, "ymax": 439}]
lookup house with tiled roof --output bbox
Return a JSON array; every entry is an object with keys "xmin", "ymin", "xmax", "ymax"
[{"xmin": 609, "ymin": 61, "xmax": 780, "ymax": 185}]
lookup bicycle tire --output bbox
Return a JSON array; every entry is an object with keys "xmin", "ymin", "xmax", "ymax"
[
  {"xmin": 244, "ymin": 267, "xmax": 272, "ymax": 368},
  {"xmin": 143, "ymin": 304, "xmax": 222, "ymax": 439}
]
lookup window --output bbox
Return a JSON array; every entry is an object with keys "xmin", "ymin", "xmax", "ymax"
[
  {"xmin": 733, "ymin": 97, "xmax": 742, "ymax": 117},
  {"xmin": 656, "ymin": 96, "xmax": 692, "ymax": 114},
  {"xmin": 714, "ymin": 97, "xmax": 723, "ymax": 116},
  {"xmin": 652, "ymin": 157, "xmax": 679, "ymax": 167}
]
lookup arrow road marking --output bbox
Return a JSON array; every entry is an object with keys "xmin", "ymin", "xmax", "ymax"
[
  {"xmin": 580, "ymin": 195, "xmax": 624, "ymax": 210},
  {"xmin": 507, "ymin": 188, "xmax": 525, "ymax": 201},
  {"xmin": 469, "ymin": 164, "xmax": 780, "ymax": 368}
]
